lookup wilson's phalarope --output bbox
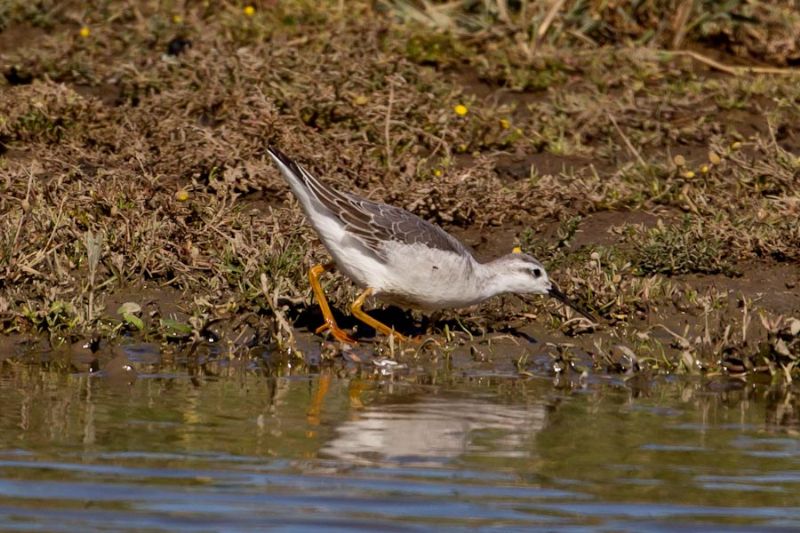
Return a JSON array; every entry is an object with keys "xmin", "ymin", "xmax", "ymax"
[{"xmin": 267, "ymin": 146, "xmax": 591, "ymax": 344}]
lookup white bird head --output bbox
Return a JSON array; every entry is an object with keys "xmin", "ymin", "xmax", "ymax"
[
  {"xmin": 488, "ymin": 248, "xmax": 593, "ymax": 320},
  {"xmin": 491, "ymin": 250, "xmax": 552, "ymax": 295}
]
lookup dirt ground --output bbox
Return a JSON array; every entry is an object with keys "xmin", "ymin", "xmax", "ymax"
[{"xmin": 1, "ymin": 1, "xmax": 799, "ymax": 379}]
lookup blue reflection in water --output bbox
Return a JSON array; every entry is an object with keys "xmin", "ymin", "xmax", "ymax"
[{"xmin": 0, "ymin": 361, "xmax": 799, "ymax": 531}]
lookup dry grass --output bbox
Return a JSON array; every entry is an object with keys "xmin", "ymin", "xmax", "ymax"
[{"xmin": 0, "ymin": 0, "xmax": 798, "ymax": 379}]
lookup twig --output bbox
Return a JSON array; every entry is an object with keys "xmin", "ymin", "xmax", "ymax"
[
  {"xmin": 572, "ymin": 48, "xmax": 800, "ymax": 76},
  {"xmin": 665, "ymin": 50, "xmax": 800, "ymax": 76},
  {"xmin": 84, "ymin": 231, "xmax": 103, "ymax": 322},
  {"xmin": 494, "ymin": 0, "xmax": 510, "ymax": 24},
  {"xmin": 534, "ymin": 0, "xmax": 566, "ymax": 49},
  {"xmin": 389, "ymin": 119, "xmax": 451, "ymax": 159},
  {"xmin": 18, "ymin": 264, "xmax": 46, "ymax": 277},
  {"xmin": 566, "ymin": 28, "xmax": 597, "ymax": 47},
  {"xmin": 671, "ymin": 0, "xmax": 695, "ymax": 50},
  {"xmin": 607, "ymin": 112, "xmax": 647, "ymax": 167},
  {"xmin": 654, "ymin": 323, "xmax": 691, "ymax": 349},
  {"xmin": 11, "ymin": 167, "xmax": 36, "ymax": 256},
  {"xmin": 260, "ymin": 273, "xmax": 295, "ymax": 347},
  {"xmin": 384, "ymin": 80, "xmax": 395, "ymax": 171},
  {"xmin": 42, "ymin": 196, "xmax": 67, "ymax": 252}
]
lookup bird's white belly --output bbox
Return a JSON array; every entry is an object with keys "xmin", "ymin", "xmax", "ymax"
[
  {"xmin": 372, "ymin": 243, "xmax": 483, "ymax": 310},
  {"xmin": 312, "ymin": 215, "xmax": 385, "ymax": 288},
  {"xmin": 312, "ymin": 217, "xmax": 484, "ymax": 310}
]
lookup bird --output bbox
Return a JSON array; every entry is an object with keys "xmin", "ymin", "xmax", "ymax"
[{"xmin": 267, "ymin": 146, "xmax": 592, "ymax": 344}]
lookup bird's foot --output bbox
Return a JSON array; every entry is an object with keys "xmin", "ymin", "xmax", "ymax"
[{"xmin": 315, "ymin": 322, "xmax": 357, "ymax": 344}]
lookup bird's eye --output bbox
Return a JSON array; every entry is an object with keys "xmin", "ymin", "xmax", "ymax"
[{"xmin": 532, "ymin": 268, "xmax": 541, "ymax": 278}]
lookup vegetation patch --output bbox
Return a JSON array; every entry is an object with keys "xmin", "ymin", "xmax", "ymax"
[
  {"xmin": 626, "ymin": 217, "xmax": 737, "ymax": 276},
  {"xmin": 0, "ymin": 0, "xmax": 798, "ymax": 381}
]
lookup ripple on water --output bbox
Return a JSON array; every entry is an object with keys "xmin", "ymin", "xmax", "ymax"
[{"xmin": 0, "ymin": 364, "xmax": 799, "ymax": 531}]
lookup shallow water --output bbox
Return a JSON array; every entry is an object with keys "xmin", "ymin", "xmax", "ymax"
[{"xmin": 1, "ymin": 345, "xmax": 799, "ymax": 532}]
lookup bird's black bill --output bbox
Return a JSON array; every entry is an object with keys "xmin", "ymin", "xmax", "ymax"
[{"xmin": 548, "ymin": 286, "xmax": 595, "ymax": 322}]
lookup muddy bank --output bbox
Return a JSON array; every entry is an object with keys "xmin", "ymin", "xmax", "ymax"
[{"xmin": 1, "ymin": 1, "xmax": 799, "ymax": 379}]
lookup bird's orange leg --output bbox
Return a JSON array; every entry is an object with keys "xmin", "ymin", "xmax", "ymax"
[
  {"xmin": 350, "ymin": 288, "xmax": 409, "ymax": 343},
  {"xmin": 309, "ymin": 263, "xmax": 356, "ymax": 344}
]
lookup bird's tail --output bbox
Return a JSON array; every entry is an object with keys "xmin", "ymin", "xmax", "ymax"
[
  {"xmin": 266, "ymin": 145, "xmax": 321, "ymax": 212},
  {"xmin": 266, "ymin": 145, "xmax": 348, "ymax": 216},
  {"xmin": 267, "ymin": 145, "xmax": 306, "ymax": 191}
]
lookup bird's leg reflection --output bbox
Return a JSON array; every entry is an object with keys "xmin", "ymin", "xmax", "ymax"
[
  {"xmin": 348, "ymin": 378, "xmax": 367, "ymax": 410},
  {"xmin": 307, "ymin": 370, "xmax": 331, "ymax": 427}
]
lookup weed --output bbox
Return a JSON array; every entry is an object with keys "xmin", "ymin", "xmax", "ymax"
[{"xmin": 627, "ymin": 217, "xmax": 737, "ymax": 276}]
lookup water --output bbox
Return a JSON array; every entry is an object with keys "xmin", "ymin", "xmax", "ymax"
[{"xmin": 1, "ymin": 346, "xmax": 799, "ymax": 531}]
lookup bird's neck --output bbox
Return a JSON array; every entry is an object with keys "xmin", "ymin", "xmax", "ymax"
[{"xmin": 472, "ymin": 257, "xmax": 515, "ymax": 301}]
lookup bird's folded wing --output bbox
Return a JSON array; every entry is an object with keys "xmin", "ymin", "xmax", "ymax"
[{"xmin": 270, "ymin": 146, "xmax": 468, "ymax": 261}]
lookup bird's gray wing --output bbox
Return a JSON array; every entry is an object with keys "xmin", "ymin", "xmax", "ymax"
[
  {"xmin": 345, "ymin": 195, "xmax": 469, "ymax": 259},
  {"xmin": 268, "ymin": 146, "xmax": 467, "ymax": 261}
]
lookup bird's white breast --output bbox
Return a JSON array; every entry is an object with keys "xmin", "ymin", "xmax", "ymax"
[
  {"xmin": 371, "ymin": 242, "xmax": 485, "ymax": 310},
  {"xmin": 309, "ymin": 211, "xmax": 486, "ymax": 310},
  {"xmin": 309, "ymin": 211, "xmax": 389, "ymax": 289}
]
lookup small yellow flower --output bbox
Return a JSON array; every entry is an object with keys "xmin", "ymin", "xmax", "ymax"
[
  {"xmin": 499, "ymin": 118, "xmax": 510, "ymax": 129},
  {"xmin": 172, "ymin": 14, "xmax": 183, "ymax": 24},
  {"xmin": 353, "ymin": 95, "xmax": 368, "ymax": 106},
  {"xmin": 175, "ymin": 189, "xmax": 190, "ymax": 202},
  {"xmin": 433, "ymin": 169, "xmax": 442, "ymax": 177},
  {"xmin": 708, "ymin": 151, "xmax": 721, "ymax": 165},
  {"xmin": 699, "ymin": 164, "xmax": 709, "ymax": 174},
  {"xmin": 681, "ymin": 170, "xmax": 695, "ymax": 179},
  {"xmin": 731, "ymin": 141, "xmax": 742, "ymax": 150},
  {"xmin": 79, "ymin": 26, "xmax": 90, "ymax": 38},
  {"xmin": 243, "ymin": 5, "xmax": 255, "ymax": 16},
  {"xmin": 453, "ymin": 104, "xmax": 468, "ymax": 116}
]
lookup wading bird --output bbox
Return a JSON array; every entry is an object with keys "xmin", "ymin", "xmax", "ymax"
[{"xmin": 268, "ymin": 146, "xmax": 591, "ymax": 343}]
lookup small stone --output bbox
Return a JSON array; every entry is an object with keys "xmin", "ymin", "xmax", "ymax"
[
  {"xmin": 116, "ymin": 302, "xmax": 142, "ymax": 316},
  {"xmin": 166, "ymin": 37, "xmax": 192, "ymax": 56},
  {"xmin": 774, "ymin": 338, "xmax": 791, "ymax": 357}
]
